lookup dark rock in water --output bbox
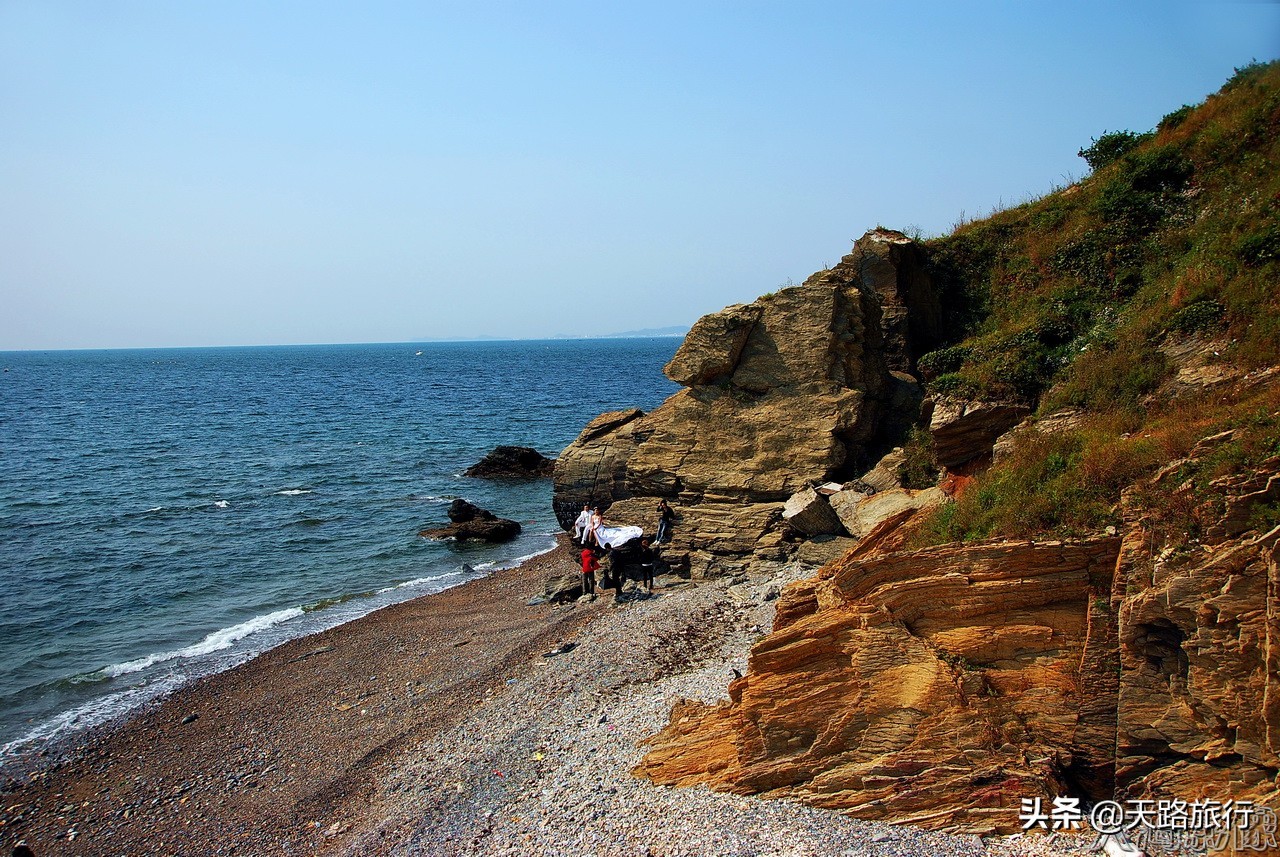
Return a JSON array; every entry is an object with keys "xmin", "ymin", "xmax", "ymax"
[
  {"xmin": 465, "ymin": 446, "xmax": 555, "ymax": 479},
  {"xmin": 420, "ymin": 500, "xmax": 522, "ymax": 543},
  {"xmin": 447, "ymin": 498, "xmax": 492, "ymax": 523}
]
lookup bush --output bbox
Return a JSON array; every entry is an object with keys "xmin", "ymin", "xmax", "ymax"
[
  {"xmin": 1159, "ymin": 105, "xmax": 1194, "ymax": 132},
  {"xmin": 898, "ymin": 426, "xmax": 940, "ymax": 490},
  {"xmin": 1078, "ymin": 130, "xmax": 1150, "ymax": 172},
  {"xmin": 1238, "ymin": 227, "xmax": 1280, "ymax": 266},
  {"xmin": 917, "ymin": 345, "xmax": 972, "ymax": 380},
  {"xmin": 1168, "ymin": 299, "xmax": 1224, "ymax": 334}
]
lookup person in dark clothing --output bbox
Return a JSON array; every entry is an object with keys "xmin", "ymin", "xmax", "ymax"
[
  {"xmin": 603, "ymin": 545, "xmax": 624, "ymax": 597},
  {"xmin": 636, "ymin": 536, "xmax": 656, "ymax": 592},
  {"xmin": 580, "ymin": 546, "xmax": 599, "ymax": 595},
  {"xmin": 655, "ymin": 499, "xmax": 674, "ymax": 544}
]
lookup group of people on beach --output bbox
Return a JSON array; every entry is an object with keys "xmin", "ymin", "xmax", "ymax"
[{"xmin": 572, "ymin": 500, "xmax": 674, "ymax": 599}]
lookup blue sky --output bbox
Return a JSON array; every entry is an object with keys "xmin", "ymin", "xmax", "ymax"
[{"xmin": 2, "ymin": 2, "xmax": 1278, "ymax": 350}]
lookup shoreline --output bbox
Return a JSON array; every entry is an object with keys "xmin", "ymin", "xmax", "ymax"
[
  {"xmin": 0, "ymin": 538, "xmax": 1087, "ymax": 856},
  {"xmin": 0, "ymin": 535, "xmax": 562, "ymax": 762}
]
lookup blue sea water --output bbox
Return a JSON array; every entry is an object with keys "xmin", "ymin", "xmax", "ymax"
[{"xmin": 0, "ymin": 339, "xmax": 680, "ymax": 756}]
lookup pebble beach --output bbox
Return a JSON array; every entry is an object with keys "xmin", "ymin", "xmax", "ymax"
[{"xmin": 1, "ymin": 539, "xmax": 1091, "ymax": 856}]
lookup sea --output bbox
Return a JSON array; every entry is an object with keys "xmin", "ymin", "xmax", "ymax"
[{"xmin": 0, "ymin": 338, "xmax": 680, "ymax": 757}]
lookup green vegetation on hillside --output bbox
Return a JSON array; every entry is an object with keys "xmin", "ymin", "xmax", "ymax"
[{"xmin": 911, "ymin": 60, "xmax": 1280, "ymax": 544}]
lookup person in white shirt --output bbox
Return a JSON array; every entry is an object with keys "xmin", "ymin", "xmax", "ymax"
[{"xmin": 573, "ymin": 504, "xmax": 592, "ymax": 544}]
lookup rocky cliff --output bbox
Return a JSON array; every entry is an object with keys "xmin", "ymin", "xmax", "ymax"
[
  {"xmin": 635, "ymin": 455, "xmax": 1280, "ymax": 833},
  {"xmin": 635, "ymin": 536, "xmax": 1122, "ymax": 832},
  {"xmin": 553, "ymin": 229, "xmax": 943, "ymax": 577},
  {"xmin": 557, "ymin": 64, "xmax": 1280, "ymax": 834}
]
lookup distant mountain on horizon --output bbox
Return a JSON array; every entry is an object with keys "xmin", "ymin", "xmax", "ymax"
[{"xmin": 597, "ymin": 325, "xmax": 689, "ymax": 339}]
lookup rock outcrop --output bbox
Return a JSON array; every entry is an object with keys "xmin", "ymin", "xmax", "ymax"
[
  {"xmin": 847, "ymin": 228, "xmax": 941, "ymax": 374},
  {"xmin": 928, "ymin": 399, "xmax": 1031, "ymax": 470},
  {"xmin": 419, "ymin": 499, "xmax": 521, "ymax": 543},
  {"xmin": 1113, "ymin": 455, "xmax": 1280, "ymax": 807},
  {"xmin": 465, "ymin": 445, "xmax": 555, "ymax": 478},
  {"xmin": 636, "ymin": 537, "xmax": 1122, "ymax": 832},
  {"xmin": 635, "ymin": 449, "xmax": 1280, "ymax": 832},
  {"xmin": 553, "ymin": 230, "xmax": 943, "ymax": 577}
]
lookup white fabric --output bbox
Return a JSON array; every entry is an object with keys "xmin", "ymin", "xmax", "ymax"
[
  {"xmin": 573, "ymin": 509, "xmax": 592, "ymax": 539},
  {"xmin": 593, "ymin": 524, "xmax": 643, "ymax": 549}
]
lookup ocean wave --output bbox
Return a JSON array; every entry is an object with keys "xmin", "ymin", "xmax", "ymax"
[
  {"xmin": 274, "ymin": 489, "xmax": 313, "ymax": 496},
  {"xmin": 212, "ymin": 500, "xmax": 230, "ymax": 509},
  {"xmin": 470, "ymin": 540, "xmax": 558, "ymax": 571},
  {"xmin": 97, "ymin": 607, "xmax": 304, "ymax": 678},
  {"xmin": 1, "ymin": 676, "xmax": 186, "ymax": 760},
  {"xmin": 374, "ymin": 570, "xmax": 464, "ymax": 594}
]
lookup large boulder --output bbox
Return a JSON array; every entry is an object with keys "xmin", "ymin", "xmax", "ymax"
[
  {"xmin": 554, "ymin": 231, "xmax": 950, "ymax": 576},
  {"xmin": 464, "ymin": 445, "xmax": 555, "ymax": 478},
  {"xmin": 781, "ymin": 486, "xmax": 845, "ymax": 537},
  {"xmin": 830, "ymin": 486, "xmax": 945, "ymax": 540}
]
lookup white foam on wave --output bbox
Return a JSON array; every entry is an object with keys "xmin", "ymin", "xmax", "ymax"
[
  {"xmin": 274, "ymin": 489, "xmax": 313, "ymax": 496},
  {"xmin": 1, "ymin": 675, "xmax": 186, "ymax": 760},
  {"xmin": 213, "ymin": 500, "xmax": 230, "ymax": 509},
  {"xmin": 471, "ymin": 540, "xmax": 559, "ymax": 572},
  {"xmin": 98, "ymin": 607, "xmax": 305, "ymax": 678},
  {"xmin": 374, "ymin": 570, "xmax": 464, "ymax": 594}
]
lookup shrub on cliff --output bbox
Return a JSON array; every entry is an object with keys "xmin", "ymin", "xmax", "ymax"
[{"xmin": 911, "ymin": 60, "xmax": 1280, "ymax": 544}]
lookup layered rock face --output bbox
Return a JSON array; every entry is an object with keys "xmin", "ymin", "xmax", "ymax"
[
  {"xmin": 553, "ymin": 230, "xmax": 939, "ymax": 577},
  {"xmin": 636, "ymin": 452, "xmax": 1280, "ymax": 831},
  {"xmin": 1113, "ymin": 457, "xmax": 1280, "ymax": 807},
  {"xmin": 635, "ymin": 537, "xmax": 1122, "ymax": 832}
]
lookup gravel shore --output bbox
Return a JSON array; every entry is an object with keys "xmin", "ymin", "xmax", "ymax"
[{"xmin": 1, "ymin": 539, "xmax": 1091, "ymax": 856}]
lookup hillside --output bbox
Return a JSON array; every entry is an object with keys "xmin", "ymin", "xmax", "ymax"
[{"xmin": 911, "ymin": 59, "xmax": 1280, "ymax": 544}]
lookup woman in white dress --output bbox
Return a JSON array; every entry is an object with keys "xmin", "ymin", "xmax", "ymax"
[{"xmin": 590, "ymin": 508, "xmax": 643, "ymax": 549}]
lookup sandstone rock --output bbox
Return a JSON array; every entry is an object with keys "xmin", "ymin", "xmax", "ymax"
[
  {"xmin": 830, "ymin": 487, "xmax": 944, "ymax": 540},
  {"xmin": 543, "ymin": 571, "xmax": 584, "ymax": 603},
  {"xmin": 663, "ymin": 303, "xmax": 762, "ymax": 386},
  {"xmin": 464, "ymin": 445, "xmax": 555, "ymax": 478},
  {"xmin": 781, "ymin": 487, "xmax": 845, "ymax": 537},
  {"xmin": 551, "ymin": 409, "xmax": 646, "ymax": 530},
  {"xmin": 846, "ymin": 228, "xmax": 942, "ymax": 373},
  {"xmin": 860, "ymin": 447, "xmax": 908, "ymax": 493},
  {"xmin": 928, "ymin": 399, "xmax": 1031, "ymax": 470},
  {"xmin": 1112, "ymin": 457, "xmax": 1280, "ymax": 807},
  {"xmin": 794, "ymin": 536, "xmax": 857, "ymax": 567},
  {"xmin": 553, "ymin": 230, "xmax": 945, "ymax": 576},
  {"xmin": 635, "ymin": 537, "xmax": 1123, "ymax": 833}
]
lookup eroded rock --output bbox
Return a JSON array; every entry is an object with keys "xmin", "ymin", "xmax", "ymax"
[
  {"xmin": 928, "ymin": 399, "xmax": 1031, "ymax": 470},
  {"xmin": 635, "ymin": 537, "xmax": 1123, "ymax": 832}
]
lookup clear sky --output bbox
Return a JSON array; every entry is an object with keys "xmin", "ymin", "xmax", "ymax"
[{"xmin": 2, "ymin": 1, "xmax": 1278, "ymax": 350}]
